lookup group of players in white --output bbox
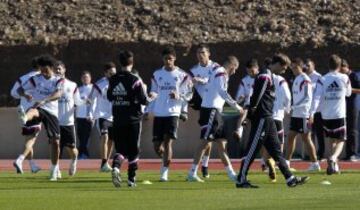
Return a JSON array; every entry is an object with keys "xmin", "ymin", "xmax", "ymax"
[{"xmin": 9, "ymin": 45, "xmax": 356, "ymax": 188}]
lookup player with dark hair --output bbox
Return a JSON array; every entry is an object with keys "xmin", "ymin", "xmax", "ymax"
[
  {"xmin": 236, "ymin": 53, "xmax": 309, "ymax": 188},
  {"xmin": 89, "ymin": 62, "xmax": 116, "ymax": 172},
  {"xmin": 108, "ymin": 50, "xmax": 150, "ymax": 187},
  {"xmin": 17, "ymin": 54, "xmax": 64, "ymax": 181},
  {"xmin": 11, "ymin": 56, "xmax": 42, "ymax": 174},
  {"xmin": 149, "ymin": 46, "xmax": 193, "ymax": 181}
]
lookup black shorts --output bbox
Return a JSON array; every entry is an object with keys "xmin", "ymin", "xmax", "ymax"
[
  {"xmin": 274, "ymin": 119, "xmax": 284, "ymax": 144},
  {"xmin": 153, "ymin": 116, "xmax": 179, "ymax": 142},
  {"xmin": 60, "ymin": 125, "xmax": 77, "ymax": 148},
  {"xmin": 198, "ymin": 108, "xmax": 224, "ymax": 140},
  {"xmin": 98, "ymin": 118, "xmax": 114, "ymax": 139},
  {"xmin": 289, "ymin": 117, "xmax": 310, "ymax": 134},
  {"xmin": 113, "ymin": 122, "xmax": 141, "ymax": 160},
  {"xmin": 323, "ymin": 118, "xmax": 347, "ymax": 140},
  {"xmin": 22, "ymin": 118, "xmax": 42, "ymax": 136},
  {"xmin": 38, "ymin": 108, "xmax": 60, "ymax": 140}
]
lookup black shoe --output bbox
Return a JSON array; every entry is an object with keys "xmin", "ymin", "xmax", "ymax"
[
  {"xmin": 127, "ymin": 178, "xmax": 136, "ymax": 187},
  {"xmin": 179, "ymin": 112, "xmax": 188, "ymax": 122},
  {"xmin": 327, "ymin": 159, "xmax": 336, "ymax": 175},
  {"xmin": 236, "ymin": 181, "xmax": 259, "ymax": 189},
  {"xmin": 201, "ymin": 166, "xmax": 210, "ymax": 178},
  {"xmin": 287, "ymin": 176, "xmax": 310, "ymax": 187}
]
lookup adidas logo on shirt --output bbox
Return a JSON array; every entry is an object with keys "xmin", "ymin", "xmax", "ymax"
[
  {"xmin": 113, "ymin": 83, "xmax": 127, "ymax": 95},
  {"xmin": 326, "ymin": 81, "xmax": 340, "ymax": 92}
]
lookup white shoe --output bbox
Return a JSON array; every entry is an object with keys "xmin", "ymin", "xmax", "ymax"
[
  {"xmin": 13, "ymin": 160, "xmax": 23, "ymax": 174},
  {"xmin": 57, "ymin": 169, "xmax": 62, "ymax": 179},
  {"xmin": 160, "ymin": 167, "xmax": 168, "ymax": 182},
  {"xmin": 100, "ymin": 163, "xmax": 112, "ymax": 173},
  {"xmin": 186, "ymin": 174, "xmax": 204, "ymax": 183},
  {"xmin": 69, "ymin": 159, "xmax": 77, "ymax": 176},
  {"xmin": 334, "ymin": 162, "xmax": 340, "ymax": 174},
  {"xmin": 127, "ymin": 179, "xmax": 136, "ymax": 187},
  {"xmin": 49, "ymin": 168, "xmax": 58, "ymax": 181},
  {"xmin": 30, "ymin": 165, "xmax": 41, "ymax": 173},
  {"xmin": 307, "ymin": 162, "xmax": 321, "ymax": 172},
  {"xmin": 111, "ymin": 167, "xmax": 121, "ymax": 188},
  {"xmin": 228, "ymin": 172, "xmax": 237, "ymax": 182}
]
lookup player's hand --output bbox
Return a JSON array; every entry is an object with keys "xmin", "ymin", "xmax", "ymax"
[
  {"xmin": 193, "ymin": 77, "xmax": 204, "ymax": 84},
  {"xmin": 169, "ymin": 90, "xmax": 180, "ymax": 100},
  {"xmin": 236, "ymin": 104, "xmax": 244, "ymax": 115},
  {"xmin": 24, "ymin": 94, "xmax": 33, "ymax": 101},
  {"xmin": 86, "ymin": 116, "xmax": 94, "ymax": 123},
  {"xmin": 307, "ymin": 116, "xmax": 314, "ymax": 128},
  {"xmin": 149, "ymin": 92, "xmax": 158, "ymax": 100}
]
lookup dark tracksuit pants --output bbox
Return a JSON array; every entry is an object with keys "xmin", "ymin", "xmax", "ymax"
[
  {"xmin": 313, "ymin": 112, "xmax": 325, "ymax": 159},
  {"xmin": 237, "ymin": 117, "xmax": 293, "ymax": 183},
  {"xmin": 112, "ymin": 121, "xmax": 142, "ymax": 181},
  {"xmin": 346, "ymin": 106, "xmax": 358, "ymax": 158},
  {"xmin": 76, "ymin": 118, "xmax": 93, "ymax": 157}
]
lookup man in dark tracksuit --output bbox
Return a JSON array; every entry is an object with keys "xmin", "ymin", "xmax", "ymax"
[
  {"xmin": 340, "ymin": 60, "xmax": 360, "ymax": 161},
  {"xmin": 107, "ymin": 50, "xmax": 150, "ymax": 187},
  {"xmin": 236, "ymin": 54, "xmax": 309, "ymax": 188}
]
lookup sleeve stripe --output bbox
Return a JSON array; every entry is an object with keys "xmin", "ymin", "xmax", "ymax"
[
  {"xmin": 317, "ymin": 79, "xmax": 323, "ymax": 86},
  {"xmin": 132, "ymin": 79, "xmax": 142, "ymax": 89},
  {"xmin": 73, "ymin": 87, "xmax": 78, "ymax": 95},
  {"xmin": 215, "ymin": 72, "xmax": 225, "ymax": 78},
  {"xmin": 56, "ymin": 78, "xmax": 65, "ymax": 86},
  {"xmin": 93, "ymin": 84, "xmax": 101, "ymax": 94},
  {"xmin": 180, "ymin": 75, "xmax": 189, "ymax": 85},
  {"xmin": 300, "ymin": 80, "xmax": 311, "ymax": 91},
  {"xmin": 30, "ymin": 77, "xmax": 36, "ymax": 87}
]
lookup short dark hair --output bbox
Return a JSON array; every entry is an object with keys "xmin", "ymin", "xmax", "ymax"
[
  {"xmin": 271, "ymin": 53, "xmax": 291, "ymax": 66},
  {"xmin": 329, "ymin": 54, "xmax": 342, "ymax": 70},
  {"xmin": 341, "ymin": 59, "xmax": 349, "ymax": 68},
  {"xmin": 81, "ymin": 70, "xmax": 91, "ymax": 77},
  {"xmin": 103, "ymin": 62, "xmax": 116, "ymax": 72},
  {"xmin": 119, "ymin": 50, "xmax": 134, "ymax": 67},
  {"xmin": 292, "ymin": 57, "xmax": 304, "ymax": 68},
  {"xmin": 245, "ymin": 58, "xmax": 258, "ymax": 69},
  {"xmin": 305, "ymin": 58, "xmax": 314, "ymax": 64},
  {"xmin": 197, "ymin": 44, "xmax": 210, "ymax": 53},
  {"xmin": 31, "ymin": 56, "xmax": 40, "ymax": 69},
  {"xmin": 223, "ymin": 55, "xmax": 239, "ymax": 67},
  {"xmin": 55, "ymin": 60, "xmax": 65, "ymax": 68},
  {"xmin": 263, "ymin": 57, "xmax": 272, "ymax": 68},
  {"xmin": 37, "ymin": 54, "xmax": 56, "ymax": 68},
  {"xmin": 162, "ymin": 46, "xmax": 176, "ymax": 57}
]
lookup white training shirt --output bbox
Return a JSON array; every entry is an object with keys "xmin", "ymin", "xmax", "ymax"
[
  {"xmin": 58, "ymin": 78, "xmax": 84, "ymax": 126},
  {"xmin": 10, "ymin": 70, "xmax": 40, "ymax": 111},
  {"xmin": 89, "ymin": 77, "xmax": 113, "ymax": 121},
  {"xmin": 201, "ymin": 66, "xmax": 238, "ymax": 111},
  {"xmin": 272, "ymin": 74, "xmax": 291, "ymax": 121},
  {"xmin": 291, "ymin": 73, "xmax": 312, "ymax": 118},
  {"xmin": 150, "ymin": 67, "xmax": 192, "ymax": 117},
  {"xmin": 311, "ymin": 71, "xmax": 352, "ymax": 119},
  {"xmin": 235, "ymin": 75, "xmax": 254, "ymax": 106},
  {"xmin": 76, "ymin": 84, "xmax": 93, "ymax": 119},
  {"xmin": 190, "ymin": 60, "xmax": 219, "ymax": 98},
  {"xmin": 22, "ymin": 74, "xmax": 64, "ymax": 117},
  {"xmin": 308, "ymin": 70, "xmax": 322, "ymax": 113}
]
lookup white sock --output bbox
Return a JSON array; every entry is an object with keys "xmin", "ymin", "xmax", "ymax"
[
  {"xmin": 225, "ymin": 165, "xmax": 235, "ymax": 175},
  {"xmin": 17, "ymin": 155, "xmax": 25, "ymax": 162},
  {"xmin": 189, "ymin": 164, "xmax": 198, "ymax": 176},
  {"xmin": 285, "ymin": 160, "xmax": 290, "ymax": 168},
  {"xmin": 201, "ymin": 156, "xmax": 210, "ymax": 167}
]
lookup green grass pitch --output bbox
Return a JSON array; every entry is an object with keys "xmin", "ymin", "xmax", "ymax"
[{"xmin": 0, "ymin": 170, "xmax": 360, "ymax": 210}]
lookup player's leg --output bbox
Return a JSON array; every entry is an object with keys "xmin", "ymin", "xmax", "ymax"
[
  {"xmin": 98, "ymin": 119, "xmax": 112, "ymax": 172},
  {"xmin": 201, "ymin": 142, "xmax": 212, "ymax": 178},
  {"xmin": 261, "ymin": 147, "xmax": 277, "ymax": 182},
  {"xmin": 236, "ymin": 118, "xmax": 266, "ymax": 188},
  {"xmin": 61, "ymin": 126, "xmax": 78, "ymax": 176},
  {"xmin": 327, "ymin": 139, "xmax": 344, "ymax": 175},
  {"xmin": 161, "ymin": 136, "xmax": 173, "ymax": 182},
  {"xmin": 285, "ymin": 130, "xmax": 298, "ymax": 170},
  {"xmin": 301, "ymin": 131, "xmax": 320, "ymax": 171},
  {"xmin": 76, "ymin": 118, "xmax": 92, "ymax": 159},
  {"xmin": 111, "ymin": 123, "xmax": 128, "ymax": 187},
  {"xmin": 314, "ymin": 113, "xmax": 325, "ymax": 160},
  {"xmin": 127, "ymin": 122, "xmax": 141, "ymax": 187},
  {"xmin": 187, "ymin": 139, "xmax": 210, "ymax": 182},
  {"xmin": 179, "ymin": 100, "xmax": 188, "ymax": 121},
  {"xmin": 215, "ymin": 139, "xmax": 236, "ymax": 181}
]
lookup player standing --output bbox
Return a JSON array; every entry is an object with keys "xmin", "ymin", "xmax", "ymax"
[
  {"xmin": 149, "ymin": 47, "xmax": 192, "ymax": 181},
  {"xmin": 187, "ymin": 56, "xmax": 243, "ymax": 182}
]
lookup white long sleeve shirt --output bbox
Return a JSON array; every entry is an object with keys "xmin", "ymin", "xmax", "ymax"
[
  {"xmin": 190, "ymin": 60, "xmax": 219, "ymax": 98},
  {"xmin": 22, "ymin": 74, "xmax": 64, "ymax": 117},
  {"xmin": 310, "ymin": 71, "xmax": 352, "ymax": 119},
  {"xmin": 10, "ymin": 70, "xmax": 40, "ymax": 111},
  {"xmin": 76, "ymin": 84, "xmax": 93, "ymax": 119},
  {"xmin": 272, "ymin": 74, "xmax": 291, "ymax": 121},
  {"xmin": 235, "ymin": 75, "xmax": 254, "ymax": 106},
  {"xmin": 291, "ymin": 73, "xmax": 312, "ymax": 118},
  {"xmin": 89, "ymin": 77, "xmax": 113, "ymax": 121},
  {"xmin": 58, "ymin": 79, "xmax": 84, "ymax": 126},
  {"xmin": 201, "ymin": 66, "xmax": 238, "ymax": 111},
  {"xmin": 308, "ymin": 71, "xmax": 322, "ymax": 113},
  {"xmin": 150, "ymin": 67, "xmax": 192, "ymax": 117}
]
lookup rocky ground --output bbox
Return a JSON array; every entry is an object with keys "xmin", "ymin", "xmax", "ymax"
[{"xmin": 0, "ymin": 0, "xmax": 359, "ymax": 48}]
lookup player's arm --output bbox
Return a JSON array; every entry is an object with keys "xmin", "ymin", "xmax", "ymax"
[
  {"xmin": 133, "ymin": 78, "xmax": 150, "ymax": 105},
  {"xmin": 17, "ymin": 77, "xmax": 36, "ymax": 101},
  {"xmin": 346, "ymin": 77, "xmax": 352, "ymax": 97},
  {"xmin": 281, "ymin": 80, "xmax": 292, "ymax": 113},
  {"xmin": 179, "ymin": 75, "xmax": 193, "ymax": 102},
  {"xmin": 215, "ymin": 72, "xmax": 243, "ymax": 113},
  {"xmin": 34, "ymin": 79, "xmax": 64, "ymax": 107},
  {"xmin": 74, "ymin": 86, "xmax": 86, "ymax": 106},
  {"xmin": 106, "ymin": 78, "xmax": 115, "ymax": 102},
  {"xmin": 235, "ymin": 80, "xmax": 245, "ymax": 103},
  {"xmin": 350, "ymin": 73, "xmax": 360, "ymax": 94},
  {"xmin": 248, "ymin": 73, "xmax": 270, "ymax": 116},
  {"xmin": 87, "ymin": 84, "xmax": 101, "ymax": 119},
  {"xmin": 149, "ymin": 75, "xmax": 159, "ymax": 100},
  {"xmin": 10, "ymin": 79, "xmax": 22, "ymax": 99},
  {"xmin": 309, "ymin": 79, "xmax": 323, "ymax": 117},
  {"xmin": 292, "ymin": 79, "xmax": 312, "ymax": 109}
]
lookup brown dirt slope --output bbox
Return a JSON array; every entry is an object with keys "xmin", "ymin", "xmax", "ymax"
[{"xmin": 0, "ymin": 0, "xmax": 359, "ymax": 47}]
